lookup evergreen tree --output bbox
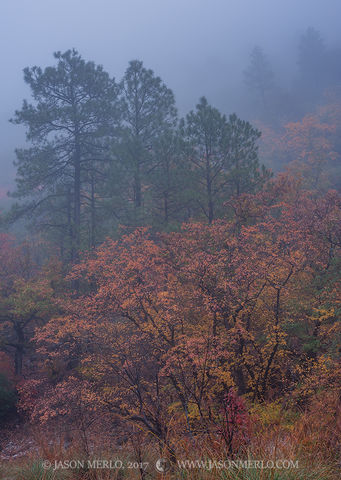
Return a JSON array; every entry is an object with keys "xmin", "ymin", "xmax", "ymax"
[
  {"xmin": 11, "ymin": 49, "xmax": 119, "ymax": 261},
  {"xmin": 244, "ymin": 46, "xmax": 275, "ymax": 111},
  {"xmin": 148, "ymin": 128, "xmax": 190, "ymax": 228},
  {"xmin": 182, "ymin": 97, "xmax": 229, "ymax": 223},
  {"xmin": 225, "ymin": 113, "xmax": 271, "ymax": 196},
  {"xmin": 296, "ymin": 27, "xmax": 328, "ymax": 108},
  {"xmin": 118, "ymin": 60, "xmax": 177, "ymax": 225},
  {"xmin": 182, "ymin": 98, "xmax": 271, "ymax": 223},
  {"xmin": 298, "ymin": 27, "xmax": 326, "ymax": 83}
]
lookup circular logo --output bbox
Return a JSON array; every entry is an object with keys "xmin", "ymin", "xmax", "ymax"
[
  {"xmin": 42, "ymin": 460, "xmax": 51, "ymax": 470},
  {"xmin": 155, "ymin": 458, "xmax": 171, "ymax": 473}
]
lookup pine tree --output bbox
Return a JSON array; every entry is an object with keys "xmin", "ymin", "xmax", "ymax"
[
  {"xmin": 118, "ymin": 60, "xmax": 177, "ymax": 225},
  {"xmin": 244, "ymin": 46, "xmax": 275, "ymax": 111},
  {"xmin": 225, "ymin": 113, "xmax": 271, "ymax": 197},
  {"xmin": 11, "ymin": 49, "xmax": 120, "ymax": 261},
  {"xmin": 182, "ymin": 97, "xmax": 228, "ymax": 223}
]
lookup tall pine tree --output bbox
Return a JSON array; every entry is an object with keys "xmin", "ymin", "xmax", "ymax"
[
  {"xmin": 117, "ymin": 60, "xmax": 177, "ymax": 225},
  {"xmin": 11, "ymin": 49, "xmax": 120, "ymax": 261}
]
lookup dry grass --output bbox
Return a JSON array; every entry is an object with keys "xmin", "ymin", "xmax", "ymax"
[{"xmin": 1, "ymin": 396, "xmax": 340, "ymax": 480}]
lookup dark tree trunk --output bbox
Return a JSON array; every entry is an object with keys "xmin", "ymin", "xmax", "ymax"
[
  {"xmin": 90, "ymin": 173, "xmax": 96, "ymax": 248},
  {"xmin": 74, "ymin": 140, "xmax": 81, "ymax": 259},
  {"xmin": 14, "ymin": 324, "xmax": 25, "ymax": 376},
  {"xmin": 67, "ymin": 187, "xmax": 73, "ymax": 263},
  {"xmin": 206, "ymin": 155, "xmax": 214, "ymax": 223},
  {"xmin": 134, "ymin": 164, "xmax": 142, "ymax": 209},
  {"xmin": 163, "ymin": 193, "xmax": 169, "ymax": 225}
]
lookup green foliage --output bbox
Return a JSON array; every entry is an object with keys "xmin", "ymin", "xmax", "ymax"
[
  {"xmin": 9, "ymin": 51, "xmax": 271, "ymax": 256},
  {"xmin": 114, "ymin": 59, "xmax": 177, "ymax": 225},
  {"xmin": 181, "ymin": 97, "xmax": 270, "ymax": 222},
  {"xmin": 15, "ymin": 460, "xmax": 66, "ymax": 480},
  {"xmin": 10, "ymin": 49, "xmax": 120, "ymax": 260}
]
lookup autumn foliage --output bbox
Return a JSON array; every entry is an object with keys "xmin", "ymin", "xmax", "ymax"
[
  {"xmin": 2, "ymin": 30, "xmax": 341, "ymax": 480},
  {"xmin": 8, "ymin": 178, "xmax": 338, "ymax": 468}
]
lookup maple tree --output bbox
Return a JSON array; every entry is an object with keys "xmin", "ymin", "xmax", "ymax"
[
  {"xmin": 17, "ymin": 182, "xmax": 340, "ymax": 454},
  {"xmin": 1, "ymin": 22, "xmax": 341, "ymax": 480}
]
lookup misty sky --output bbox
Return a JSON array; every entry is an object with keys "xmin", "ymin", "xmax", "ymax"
[{"xmin": 1, "ymin": 0, "xmax": 340, "ymax": 192}]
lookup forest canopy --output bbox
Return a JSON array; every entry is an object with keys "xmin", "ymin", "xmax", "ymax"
[{"xmin": 0, "ymin": 26, "xmax": 341, "ymax": 480}]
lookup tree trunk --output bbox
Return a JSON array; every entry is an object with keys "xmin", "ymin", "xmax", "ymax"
[
  {"xmin": 134, "ymin": 165, "xmax": 142, "ymax": 209},
  {"xmin": 73, "ymin": 138, "xmax": 81, "ymax": 259},
  {"xmin": 90, "ymin": 173, "xmax": 96, "ymax": 248},
  {"xmin": 67, "ymin": 187, "xmax": 73, "ymax": 263},
  {"xmin": 206, "ymin": 155, "xmax": 214, "ymax": 223},
  {"xmin": 14, "ymin": 324, "xmax": 25, "ymax": 376}
]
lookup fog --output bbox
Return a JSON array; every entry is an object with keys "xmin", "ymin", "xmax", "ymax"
[{"xmin": 1, "ymin": 0, "xmax": 340, "ymax": 193}]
